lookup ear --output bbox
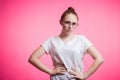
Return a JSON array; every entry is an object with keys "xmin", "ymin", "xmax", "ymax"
[
  {"xmin": 60, "ymin": 20, "xmax": 63, "ymax": 25},
  {"xmin": 77, "ymin": 24, "xmax": 79, "ymax": 27}
]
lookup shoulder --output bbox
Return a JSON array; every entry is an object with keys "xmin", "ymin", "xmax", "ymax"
[
  {"xmin": 41, "ymin": 36, "xmax": 57, "ymax": 47},
  {"xmin": 44, "ymin": 36, "xmax": 58, "ymax": 42},
  {"xmin": 76, "ymin": 34, "xmax": 87, "ymax": 40},
  {"xmin": 48, "ymin": 36, "xmax": 58, "ymax": 40},
  {"xmin": 76, "ymin": 34, "xmax": 92, "ymax": 44}
]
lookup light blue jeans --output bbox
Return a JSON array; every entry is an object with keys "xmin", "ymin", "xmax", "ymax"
[{"xmin": 50, "ymin": 72, "xmax": 79, "ymax": 80}]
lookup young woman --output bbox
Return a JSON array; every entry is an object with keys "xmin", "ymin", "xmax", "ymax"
[{"xmin": 29, "ymin": 7, "xmax": 104, "ymax": 80}]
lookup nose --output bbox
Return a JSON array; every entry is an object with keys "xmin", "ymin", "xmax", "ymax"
[{"xmin": 68, "ymin": 24, "xmax": 73, "ymax": 29}]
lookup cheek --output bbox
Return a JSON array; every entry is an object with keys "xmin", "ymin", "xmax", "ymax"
[
  {"xmin": 74, "ymin": 26, "xmax": 77, "ymax": 29},
  {"xmin": 72, "ymin": 25, "xmax": 78, "ymax": 29},
  {"xmin": 62, "ymin": 26, "xmax": 68, "ymax": 29}
]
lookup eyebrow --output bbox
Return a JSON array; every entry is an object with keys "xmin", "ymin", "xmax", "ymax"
[{"xmin": 64, "ymin": 21, "xmax": 77, "ymax": 23}]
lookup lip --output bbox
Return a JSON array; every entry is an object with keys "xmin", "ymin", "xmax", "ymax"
[{"xmin": 67, "ymin": 30, "xmax": 73, "ymax": 32}]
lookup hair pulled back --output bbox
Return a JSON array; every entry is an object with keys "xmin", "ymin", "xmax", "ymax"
[{"xmin": 60, "ymin": 7, "xmax": 78, "ymax": 21}]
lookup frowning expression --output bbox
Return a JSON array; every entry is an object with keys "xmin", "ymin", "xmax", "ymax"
[{"xmin": 60, "ymin": 13, "xmax": 78, "ymax": 34}]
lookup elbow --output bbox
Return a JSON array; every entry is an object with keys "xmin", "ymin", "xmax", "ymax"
[
  {"xmin": 94, "ymin": 56, "xmax": 104, "ymax": 65},
  {"xmin": 28, "ymin": 56, "xmax": 35, "ymax": 64},
  {"xmin": 98, "ymin": 57, "xmax": 104, "ymax": 65},
  {"xmin": 28, "ymin": 56, "xmax": 32, "ymax": 63},
  {"xmin": 28, "ymin": 54, "xmax": 40, "ymax": 65},
  {"xmin": 101, "ymin": 58, "xmax": 104, "ymax": 64}
]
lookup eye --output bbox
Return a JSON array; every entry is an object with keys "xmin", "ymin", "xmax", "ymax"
[
  {"xmin": 72, "ymin": 22, "xmax": 77, "ymax": 26},
  {"xmin": 64, "ymin": 21, "xmax": 70, "ymax": 24}
]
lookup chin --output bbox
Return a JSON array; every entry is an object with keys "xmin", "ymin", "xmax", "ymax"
[
  {"xmin": 63, "ymin": 30, "xmax": 73, "ymax": 35},
  {"xmin": 65, "ymin": 32, "xmax": 73, "ymax": 35}
]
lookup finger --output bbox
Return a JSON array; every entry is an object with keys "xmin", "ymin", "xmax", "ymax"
[
  {"xmin": 69, "ymin": 70, "xmax": 76, "ymax": 75},
  {"xmin": 72, "ymin": 75, "xmax": 77, "ymax": 78},
  {"xmin": 60, "ymin": 70, "xmax": 67, "ymax": 72},
  {"xmin": 58, "ymin": 70, "xmax": 66, "ymax": 74},
  {"xmin": 69, "ymin": 72, "xmax": 75, "ymax": 75},
  {"xmin": 58, "ymin": 72, "xmax": 66, "ymax": 74},
  {"xmin": 56, "ymin": 66, "xmax": 66, "ymax": 70},
  {"xmin": 71, "ymin": 67, "xmax": 77, "ymax": 72},
  {"xmin": 71, "ymin": 75, "xmax": 79, "ymax": 79},
  {"xmin": 59, "ymin": 67, "xmax": 66, "ymax": 70}
]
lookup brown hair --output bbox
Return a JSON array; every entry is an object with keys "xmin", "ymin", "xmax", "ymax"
[{"xmin": 60, "ymin": 7, "xmax": 78, "ymax": 21}]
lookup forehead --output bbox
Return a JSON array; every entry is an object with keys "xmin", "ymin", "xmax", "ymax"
[{"xmin": 63, "ymin": 13, "xmax": 78, "ymax": 22}]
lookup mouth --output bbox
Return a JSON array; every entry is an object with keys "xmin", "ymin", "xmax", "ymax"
[{"xmin": 67, "ymin": 30, "xmax": 73, "ymax": 32}]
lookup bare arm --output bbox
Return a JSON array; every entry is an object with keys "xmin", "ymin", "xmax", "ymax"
[
  {"xmin": 28, "ymin": 46, "xmax": 52, "ymax": 74},
  {"xmin": 28, "ymin": 46, "xmax": 66, "ymax": 75},
  {"xmin": 70, "ymin": 46, "xmax": 104, "ymax": 80},
  {"xmin": 84, "ymin": 46, "xmax": 104, "ymax": 79}
]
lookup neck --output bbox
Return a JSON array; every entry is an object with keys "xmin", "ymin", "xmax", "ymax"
[{"xmin": 59, "ymin": 32, "xmax": 74, "ymax": 39}]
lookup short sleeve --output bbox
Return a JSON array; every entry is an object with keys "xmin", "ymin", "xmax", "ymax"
[
  {"xmin": 41, "ymin": 38, "xmax": 52, "ymax": 54},
  {"xmin": 81, "ymin": 35, "xmax": 93, "ymax": 52}
]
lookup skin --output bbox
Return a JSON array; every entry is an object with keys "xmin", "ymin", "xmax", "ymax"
[{"xmin": 29, "ymin": 13, "xmax": 104, "ymax": 80}]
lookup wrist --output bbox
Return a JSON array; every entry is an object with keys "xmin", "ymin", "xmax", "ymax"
[
  {"xmin": 49, "ymin": 69, "xmax": 55, "ymax": 75},
  {"xmin": 83, "ymin": 73, "xmax": 87, "ymax": 80}
]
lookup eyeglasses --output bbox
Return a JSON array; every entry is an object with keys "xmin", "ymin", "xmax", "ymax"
[{"xmin": 63, "ymin": 21, "xmax": 78, "ymax": 27}]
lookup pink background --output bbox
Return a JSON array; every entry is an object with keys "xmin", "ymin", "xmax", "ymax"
[{"xmin": 0, "ymin": 0, "xmax": 120, "ymax": 80}]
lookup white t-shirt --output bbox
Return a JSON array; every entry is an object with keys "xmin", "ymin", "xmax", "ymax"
[{"xmin": 41, "ymin": 35, "xmax": 93, "ymax": 73}]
